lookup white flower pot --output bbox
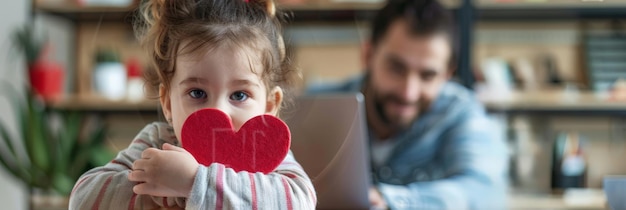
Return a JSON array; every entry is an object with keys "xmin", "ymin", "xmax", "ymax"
[{"xmin": 93, "ymin": 62, "xmax": 127, "ymax": 100}]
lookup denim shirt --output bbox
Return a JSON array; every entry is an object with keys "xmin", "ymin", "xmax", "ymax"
[{"xmin": 308, "ymin": 76, "xmax": 508, "ymax": 209}]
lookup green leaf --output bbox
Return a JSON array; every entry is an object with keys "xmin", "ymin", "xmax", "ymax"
[
  {"xmin": 42, "ymin": 112, "xmax": 57, "ymax": 176},
  {"xmin": 0, "ymin": 125, "xmax": 25, "ymax": 182},
  {"xmin": 82, "ymin": 126, "xmax": 115, "ymax": 179},
  {"xmin": 86, "ymin": 124, "xmax": 107, "ymax": 147},
  {"xmin": 89, "ymin": 147, "xmax": 116, "ymax": 168},
  {"xmin": 27, "ymin": 156, "xmax": 50, "ymax": 189},
  {"xmin": 0, "ymin": 153, "xmax": 22, "ymax": 183},
  {"xmin": 0, "ymin": 83, "xmax": 120, "ymax": 193},
  {"xmin": 52, "ymin": 172, "xmax": 74, "ymax": 196},
  {"xmin": 0, "ymin": 120, "xmax": 19, "ymax": 167},
  {"xmin": 0, "ymin": 84, "xmax": 35, "ymax": 184},
  {"xmin": 69, "ymin": 147, "xmax": 90, "ymax": 180},
  {"xmin": 69, "ymin": 124, "xmax": 109, "ymax": 180},
  {"xmin": 54, "ymin": 111, "xmax": 81, "ymax": 176},
  {"xmin": 53, "ymin": 132, "xmax": 67, "ymax": 178},
  {"xmin": 25, "ymin": 95, "xmax": 50, "ymax": 173},
  {"xmin": 0, "ymin": 83, "xmax": 22, "ymax": 160},
  {"xmin": 12, "ymin": 25, "xmax": 44, "ymax": 64},
  {"xmin": 95, "ymin": 48, "xmax": 120, "ymax": 63},
  {"xmin": 18, "ymin": 98, "xmax": 34, "ymax": 186},
  {"xmin": 60, "ymin": 112, "xmax": 81, "ymax": 162}
]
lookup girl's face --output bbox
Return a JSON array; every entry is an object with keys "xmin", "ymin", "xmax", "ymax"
[{"xmin": 160, "ymin": 44, "xmax": 283, "ymax": 143}]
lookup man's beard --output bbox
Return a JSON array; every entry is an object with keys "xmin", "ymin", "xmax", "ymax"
[{"xmin": 372, "ymin": 90, "xmax": 428, "ymax": 131}]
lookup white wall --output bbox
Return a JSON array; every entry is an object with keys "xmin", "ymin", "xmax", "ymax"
[{"xmin": 0, "ymin": 0, "xmax": 30, "ymax": 209}]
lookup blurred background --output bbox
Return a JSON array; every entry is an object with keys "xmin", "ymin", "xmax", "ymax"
[{"xmin": 1, "ymin": 0, "xmax": 626, "ymax": 209}]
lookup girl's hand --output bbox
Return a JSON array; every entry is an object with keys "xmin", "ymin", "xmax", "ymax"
[{"xmin": 128, "ymin": 143, "xmax": 199, "ymax": 198}]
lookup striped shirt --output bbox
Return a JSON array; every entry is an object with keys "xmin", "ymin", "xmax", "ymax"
[{"xmin": 69, "ymin": 122, "xmax": 317, "ymax": 210}]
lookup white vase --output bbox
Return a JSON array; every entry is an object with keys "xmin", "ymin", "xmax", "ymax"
[{"xmin": 93, "ymin": 62, "xmax": 127, "ymax": 100}]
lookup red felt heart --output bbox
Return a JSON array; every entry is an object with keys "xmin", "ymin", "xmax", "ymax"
[{"xmin": 181, "ymin": 108, "xmax": 291, "ymax": 174}]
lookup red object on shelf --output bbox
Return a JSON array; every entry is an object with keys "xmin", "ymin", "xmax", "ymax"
[
  {"xmin": 29, "ymin": 60, "xmax": 64, "ymax": 101},
  {"xmin": 126, "ymin": 58, "xmax": 142, "ymax": 78}
]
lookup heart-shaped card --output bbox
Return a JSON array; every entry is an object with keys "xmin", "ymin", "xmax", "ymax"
[{"xmin": 181, "ymin": 109, "xmax": 290, "ymax": 174}]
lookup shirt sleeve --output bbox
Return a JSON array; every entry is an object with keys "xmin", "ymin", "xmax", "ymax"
[
  {"xmin": 186, "ymin": 151, "xmax": 317, "ymax": 210},
  {"xmin": 68, "ymin": 122, "xmax": 185, "ymax": 210},
  {"xmin": 377, "ymin": 114, "xmax": 509, "ymax": 210}
]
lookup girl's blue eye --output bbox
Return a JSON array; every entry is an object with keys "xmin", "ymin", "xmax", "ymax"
[
  {"xmin": 189, "ymin": 89, "xmax": 206, "ymax": 99},
  {"xmin": 230, "ymin": 91, "xmax": 249, "ymax": 102}
]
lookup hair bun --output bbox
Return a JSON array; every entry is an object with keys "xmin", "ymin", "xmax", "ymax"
[
  {"xmin": 137, "ymin": 0, "xmax": 165, "ymax": 28},
  {"xmin": 249, "ymin": 0, "xmax": 276, "ymax": 17},
  {"xmin": 265, "ymin": 0, "xmax": 276, "ymax": 17}
]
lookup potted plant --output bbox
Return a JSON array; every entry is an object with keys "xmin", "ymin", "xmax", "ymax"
[
  {"xmin": 93, "ymin": 48, "xmax": 127, "ymax": 100},
  {"xmin": 0, "ymin": 85, "xmax": 116, "ymax": 209},
  {"xmin": 13, "ymin": 25, "xmax": 64, "ymax": 101}
]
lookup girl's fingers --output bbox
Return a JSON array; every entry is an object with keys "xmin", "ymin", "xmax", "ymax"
[
  {"xmin": 133, "ymin": 182, "xmax": 157, "ymax": 195},
  {"xmin": 162, "ymin": 143, "xmax": 186, "ymax": 153},
  {"xmin": 141, "ymin": 148, "xmax": 159, "ymax": 159},
  {"xmin": 128, "ymin": 170, "xmax": 148, "ymax": 182},
  {"xmin": 132, "ymin": 158, "xmax": 149, "ymax": 171},
  {"xmin": 133, "ymin": 182, "xmax": 179, "ymax": 197}
]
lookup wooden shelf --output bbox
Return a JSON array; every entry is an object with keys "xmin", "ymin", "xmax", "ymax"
[
  {"xmin": 477, "ymin": 0, "xmax": 626, "ymax": 9},
  {"xmin": 35, "ymin": 1, "xmax": 626, "ymax": 23},
  {"xmin": 34, "ymin": 2, "xmax": 138, "ymax": 22},
  {"xmin": 480, "ymin": 89, "xmax": 626, "ymax": 114},
  {"xmin": 281, "ymin": 2, "xmax": 382, "ymax": 22},
  {"xmin": 47, "ymin": 95, "xmax": 159, "ymax": 112},
  {"xmin": 33, "ymin": 0, "xmax": 464, "ymax": 22},
  {"xmin": 285, "ymin": 0, "xmax": 460, "ymax": 10},
  {"xmin": 34, "ymin": 1, "xmax": 382, "ymax": 22},
  {"xmin": 35, "ymin": 2, "xmax": 136, "ymax": 13},
  {"xmin": 476, "ymin": 0, "xmax": 626, "ymax": 20},
  {"xmin": 46, "ymin": 90, "xmax": 626, "ymax": 113},
  {"xmin": 478, "ymin": 8, "xmax": 626, "ymax": 21},
  {"xmin": 282, "ymin": 2, "xmax": 382, "ymax": 10}
]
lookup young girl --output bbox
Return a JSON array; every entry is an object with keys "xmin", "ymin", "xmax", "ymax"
[{"xmin": 69, "ymin": 0, "xmax": 317, "ymax": 209}]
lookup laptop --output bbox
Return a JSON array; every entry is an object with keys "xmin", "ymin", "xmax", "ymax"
[{"xmin": 283, "ymin": 93, "xmax": 372, "ymax": 209}]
